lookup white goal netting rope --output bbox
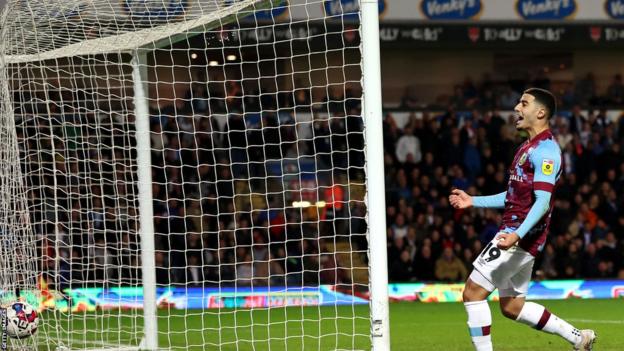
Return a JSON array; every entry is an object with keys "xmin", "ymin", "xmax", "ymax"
[{"xmin": 0, "ymin": 0, "xmax": 370, "ymax": 350}]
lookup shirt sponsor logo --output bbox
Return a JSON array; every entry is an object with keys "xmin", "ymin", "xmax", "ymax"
[
  {"xmin": 510, "ymin": 174, "xmax": 524, "ymax": 182},
  {"xmin": 541, "ymin": 159, "xmax": 554, "ymax": 175}
]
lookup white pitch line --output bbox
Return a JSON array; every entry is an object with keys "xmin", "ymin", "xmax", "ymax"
[
  {"xmin": 568, "ymin": 319, "xmax": 624, "ymax": 325},
  {"xmin": 56, "ymin": 337, "xmax": 140, "ymax": 350},
  {"xmin": 73, "ymin": 347, "xmax": 139, "ymax": 351}
]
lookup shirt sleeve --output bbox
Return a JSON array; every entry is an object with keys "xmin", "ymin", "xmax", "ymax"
[
  {"xmin": 515, "ymin": 140, "xmax": 562, "ymax": 238},
  {"xmin": 515, "ymin": 190, "xmax": 551, "ymax": 238},
  {"xmin": 530, "ymin": 140, "xmax": 562, "ymax": 193},
  {"xmin": 472, "ymin": 191, "xmax": 507, "ymax": 209}
]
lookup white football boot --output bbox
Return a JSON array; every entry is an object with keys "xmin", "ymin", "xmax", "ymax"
[{"xmin": 573, "ymin": 329, "xmax": 596, "ymax": 351}]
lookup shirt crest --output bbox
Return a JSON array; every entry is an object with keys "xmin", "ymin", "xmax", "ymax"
[{"xmin": 518, "ymin": 152, "xmax": 528, "ymax": 166}]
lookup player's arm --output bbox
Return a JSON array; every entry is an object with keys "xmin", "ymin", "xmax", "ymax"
[
  {"xmin": 472, "ymin": 191, "xmax": 507, "ymax": 209},
  {"xmin": 497, "ymin": 143, "xmax": 561, "ymax": 249},
  {"xmin": 449, "ymin": 189, "xmax": 506, "ymax": 209}
]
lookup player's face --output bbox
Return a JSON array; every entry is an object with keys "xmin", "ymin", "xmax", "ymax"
[{"xmin": 513, "ymin": 93, "xmax": 545, "ymax": 130}]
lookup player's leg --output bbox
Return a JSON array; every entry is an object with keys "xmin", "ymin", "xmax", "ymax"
[
  {"xmin": 510, "ymin": 297, "xmax": 596, "ymax": 350},
  {"xmin": 464, "ymin": 233, "xmax": 530, "ymax": 351},
  {"xmin": 499, "ymin": 256, "xmax": 596, "ymax": 350},
  {"xmin": 463, "ymin": 272, "xmax": 494, "ymax": 351}
]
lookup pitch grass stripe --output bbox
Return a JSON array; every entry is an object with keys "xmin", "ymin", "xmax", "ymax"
[{"xmin": 568, "ymin": 319, "xmax": 624, "ymax": 325}]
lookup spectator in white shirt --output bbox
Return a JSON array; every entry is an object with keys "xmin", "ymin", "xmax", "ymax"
[
  {"xmin": 392, "ymin": 213, "xmax": 408, "ymax": 239},
  {"xmin": 395, "ymin": 126, "xmax": 422, "ymax": 164}
]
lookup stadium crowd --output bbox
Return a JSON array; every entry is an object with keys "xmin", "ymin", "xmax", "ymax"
[
  {"xmin": 18, "ymin": 69, "xmax": 624, "ymax": 288},
  {"xmin": 146, "ymin": 76, "xmax": 367, "ymax": 287},
  {"xmin": 400, "ymin": 72, "xmax": 624, "ymax": 110},
  {"xmin": 387, "ymin": 73, "xmax": 624, "ymax": 283},
  {"xmin": 131, "ymin": 71, "xmax": 624, "ymax": 285}
]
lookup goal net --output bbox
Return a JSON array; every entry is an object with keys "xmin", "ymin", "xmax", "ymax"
[{"xmin": 0, "ymin": 0, "xmax": 379, "ymax": 350}]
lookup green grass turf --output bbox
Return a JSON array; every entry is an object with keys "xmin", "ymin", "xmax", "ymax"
[
  {"xmin": 390, "ymin": 299, "xmax": 624, "ymax": 351},
  {"xmin": 36, "ymin": 298, "xmax": 624, "ymax": 350}
]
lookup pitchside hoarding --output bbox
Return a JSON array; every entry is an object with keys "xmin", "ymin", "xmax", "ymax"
[
  {"xmin": 387, "ymin": 280, "xmax": 624, "ymax": 303},
  {"xmin": 5, "ymin": 280, "xmax": 620, "ymax": 312},
  {"xmin": 35, "ymin": 285, "xmax": 369, "ymax": 312}
]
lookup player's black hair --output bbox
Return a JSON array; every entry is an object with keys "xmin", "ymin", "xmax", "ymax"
[{"xmin": 524, "ymin": 88, "xmax": 557, "ymax": 119}]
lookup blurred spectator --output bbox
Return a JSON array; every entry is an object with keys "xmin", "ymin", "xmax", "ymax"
[
  {"xmin": 463, "ymin": 138, "xmax": 481, "ymax": 181},
  {"xmin": 537, "ymin": 244, "xmax": 558, "ymax": 279},
  {"xmin": 392, "ymin": 213, "xmax": 409, "ymax": 239},
  {"xmin": 560, "ymin": 83, "xmax": 576, "ymax": 109},
  {"xmin": 560, "ymin": 242, "xmax": 582, "ymax": 278},
  {"xmin": 462, "ymin": 77, "xmax": 479, "ymax": 107},
  {"xmin": 606, "ymin": 74, "xmax": 624, "ymax": 105},
  {"xmin": 235, "ymin": 252, "xmax": 253, "ymax": 286},
  {"xmin": 532, "ymin": 70, "xmax": 551, "ymax": 91},
  {"xmin": 574, "ymin": 73, "xmax": 597, "ymax": 106},
  {"xmin": 450, "ymin": 85, "xmax": 466, "ymax": 108},
  {"xmin": 434, "ymin": 246, "xmax": 468, "ymax": 282},
  {"xmin": 569, "ymin": 105, "xmax": 586, "ymax": 134},
  {"xmin": 414, "ymin": 245, "xmax": 436, "ymax": 281},
  {"xmin": 582, "ymin": 243, "xmax": 601, "ymax": 278},
  {"xmin": 155, "ymin": 251, "xmax": 170, "ymax": 286},
  {"xmin": 499, "ymin": 85, "xmax": 521, "ymax": 110},
  {"xmin": 390, "ymin": 250, "xmax": 415, "ymax": 282},
  {"xmin": 401, "ymin": 85, "xmax": 420, "ymax": 109},
  {"xmin": 395, "ymin": 126, "xmax": 422, "ymax": 164}
]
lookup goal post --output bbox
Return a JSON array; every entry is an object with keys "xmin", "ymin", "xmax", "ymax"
[
  {"xmin": 130, "ymin": 50, "xmax": 158, "ymax": 351},
  {"xmin": 360, "ymin": 0, "xmax": 390, "ymax": 349},
  {"xmin": 0, "ymin": 0, "xmax": 390, "ymax": 350}
]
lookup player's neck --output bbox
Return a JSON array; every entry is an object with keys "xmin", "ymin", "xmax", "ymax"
[{"xmin": 527, "ymin": 125, "xmax": 549, "ymax": 140}]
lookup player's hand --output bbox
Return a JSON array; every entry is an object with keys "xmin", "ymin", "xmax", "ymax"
[
  {"xmin": 496, "ymin": 232, "xmax": 520, "ymax": 250},
  {"xmin": 449, "ymin": 189, "xmax": 473, "ymax": 209}
]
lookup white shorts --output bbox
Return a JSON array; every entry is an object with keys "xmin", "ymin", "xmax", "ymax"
[{"xmin": 470, "ymin": 236, "xmax": 535, "ymax": 297}]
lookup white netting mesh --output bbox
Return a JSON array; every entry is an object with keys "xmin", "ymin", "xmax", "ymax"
[
  {"xmin": 1, "ymin": 0, "xmax": 369, "ymax": 350},
  {"xmin": 0, "ymin": 33, "xmax": 40, "ymax": 351}
]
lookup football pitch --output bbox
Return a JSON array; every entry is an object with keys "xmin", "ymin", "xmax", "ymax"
[{"xmin": 40, "ymin": 299, "xmax": 623, "ymax": 350}]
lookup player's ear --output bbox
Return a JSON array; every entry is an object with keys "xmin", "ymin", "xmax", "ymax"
[{"xmin": 537, "ymin": 106, "xmax": 547, "ymax": 120}]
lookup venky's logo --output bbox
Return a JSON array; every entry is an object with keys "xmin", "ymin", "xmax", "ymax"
[
  {"xmin": 253, "ymin": 0, "xmax": 290, "ymax": 21},
  {"xmin": 515, "ymin": 0, "xmax": 577, "ymax": 20},
  {"xmin": 323, "ymin": 0, "xmax": 386, "ymax": 20},
  {"xmin": 605, "ymin": 0, "xmax": 624, "ymax": 19},
  {"xmin": 420, "ymin": 0, "xmax": 482, "ymax": 20},
  {"xmin": 122, "ymin": 0, "xmax": 189, "ymax": 21}
]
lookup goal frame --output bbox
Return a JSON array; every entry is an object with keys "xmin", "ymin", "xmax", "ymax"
[
  {"xmin": 1, "ymin": 0, "xmax": 390, "ymax": 349},
  {"xmin": 360, "ymin": 2, "xmax": 390, "ymax": 350}
]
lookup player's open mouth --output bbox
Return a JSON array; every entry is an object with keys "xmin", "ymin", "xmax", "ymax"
[{"xmin": 515, "ymin": 114, "xmax": 523, "ymax": 125}]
